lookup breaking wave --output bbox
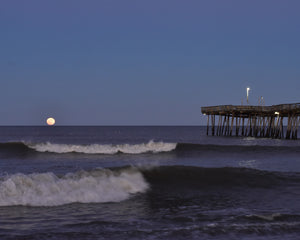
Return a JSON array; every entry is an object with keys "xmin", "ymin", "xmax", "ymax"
[
  {"xmin": 0, "ymin": 168, "xmax": 149, "ymax": 206},
  {"xmin": 3, "ymin": 141, "xmax": 174, "ymax": 155},
  {"xmin": 1, "ymin": 141, "xmax": 300, "ymax": 156},
  {"xmin": 29, "ymin": 141, "xmax": 176, "ymax": 154},
  {"xmin": 1, "ymin": 165, "xmax": 299, "ymax": 207}
]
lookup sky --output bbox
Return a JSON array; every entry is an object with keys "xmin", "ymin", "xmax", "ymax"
[{"xmin": 1, "ymin": 0, "xmax": 300, "ymax": 125}]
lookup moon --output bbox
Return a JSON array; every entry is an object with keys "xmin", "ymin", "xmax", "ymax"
[{"xmin": 46, "ymin": 117, "xmax": 56, "ymax": 126}]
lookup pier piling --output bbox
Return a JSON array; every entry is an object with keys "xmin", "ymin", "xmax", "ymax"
[{"xmin": 202, "ymin": 103, "xmax": 300, "ymax": 139}]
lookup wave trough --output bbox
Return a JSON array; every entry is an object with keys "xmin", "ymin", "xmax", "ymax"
[{"xmin": 0, "ymin": 168, "xmax": 149, "ymax": 206}]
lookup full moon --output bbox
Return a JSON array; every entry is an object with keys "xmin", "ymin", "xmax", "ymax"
[{"xmin": 46, "ymin": 117, "xmax": 56, "ymax": 126}]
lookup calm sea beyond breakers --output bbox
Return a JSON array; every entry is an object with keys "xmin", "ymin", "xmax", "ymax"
[{"xmin": 0, "ymin": 126, "xmax": 300, "ymax": 240}]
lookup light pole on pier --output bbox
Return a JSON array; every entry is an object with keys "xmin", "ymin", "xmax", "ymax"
[{"xmin": 246, "ymin": 87, "xmax": 250, "ymax": 104}]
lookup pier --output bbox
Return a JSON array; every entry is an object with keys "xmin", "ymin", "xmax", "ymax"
[{"xmin": 201, "ymin": 103, "xmax": 300, "ymax": 139}]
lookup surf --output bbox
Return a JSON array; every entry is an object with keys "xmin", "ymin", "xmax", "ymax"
[
  {"xmin": 1, "ymin": 141, "xmax": 300, "ymax": 157},
  {"xmin": 0, "ymin": 167, "xmax": 149, "ymax": 206},
  {"xmin": 27, "ymin": 141, "xmax": 177, "ymax": 154}
]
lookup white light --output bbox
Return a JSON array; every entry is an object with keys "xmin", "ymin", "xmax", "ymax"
[
  {"xmin": 274, "ymin": 112, "xmax": 279, "ymax": 115},
  {"xmin": 246, "ymin": 87, "xmax": 250, "ymax": 104},
  {"xmin": 246, "ymin": 87, "xmax": 250, "ymax": 97}
]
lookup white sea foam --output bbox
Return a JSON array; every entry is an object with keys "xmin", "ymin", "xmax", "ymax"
[
  {"xmin": 27, "ymin": 141, "xmax": 177, "ymax": 154},
  {"xmin": 0, "ymin": 168, "xmax": 149, "ymax": 206}
]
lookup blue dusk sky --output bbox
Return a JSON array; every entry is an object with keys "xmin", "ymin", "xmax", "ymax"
[{"xmin": 1, "ymin": 0, "xmax": 300, "ymax": 125}]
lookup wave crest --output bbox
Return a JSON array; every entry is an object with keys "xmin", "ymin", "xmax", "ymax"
[
  {"xmin": 28, "ymin": 141, "xmax": 177, "ymax": 154},
  {"xmin": 0, "ymin": 168, "xmax": 149, "ymax": 206}
]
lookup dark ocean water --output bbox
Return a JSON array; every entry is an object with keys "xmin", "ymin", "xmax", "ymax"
[{"xmin": 0, "ymin": 126, "xmax": 299, "ymax": 240}]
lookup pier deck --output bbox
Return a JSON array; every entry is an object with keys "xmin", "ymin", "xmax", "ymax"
[{"xmin": 201, "ymin": 103, "xmax": 300, "ymax": 139}]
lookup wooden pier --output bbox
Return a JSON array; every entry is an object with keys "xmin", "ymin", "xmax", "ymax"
[{"xmin": 201, "ymin": 103, "xmax": 300, "ymax": 139}]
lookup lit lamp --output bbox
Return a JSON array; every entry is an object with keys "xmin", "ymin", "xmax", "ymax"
[
  {"xmin": 246, "ymin": 87, "xmax": 250, "ymax": 104},
  {"xmin": 274, "ymin": 112, "xmax": 280, "ymax": 126}
]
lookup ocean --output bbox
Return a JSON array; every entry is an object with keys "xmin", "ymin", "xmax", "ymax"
[{"xmin": 0, "ymin": 126, "xmax": 299, "ymax": 240}]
